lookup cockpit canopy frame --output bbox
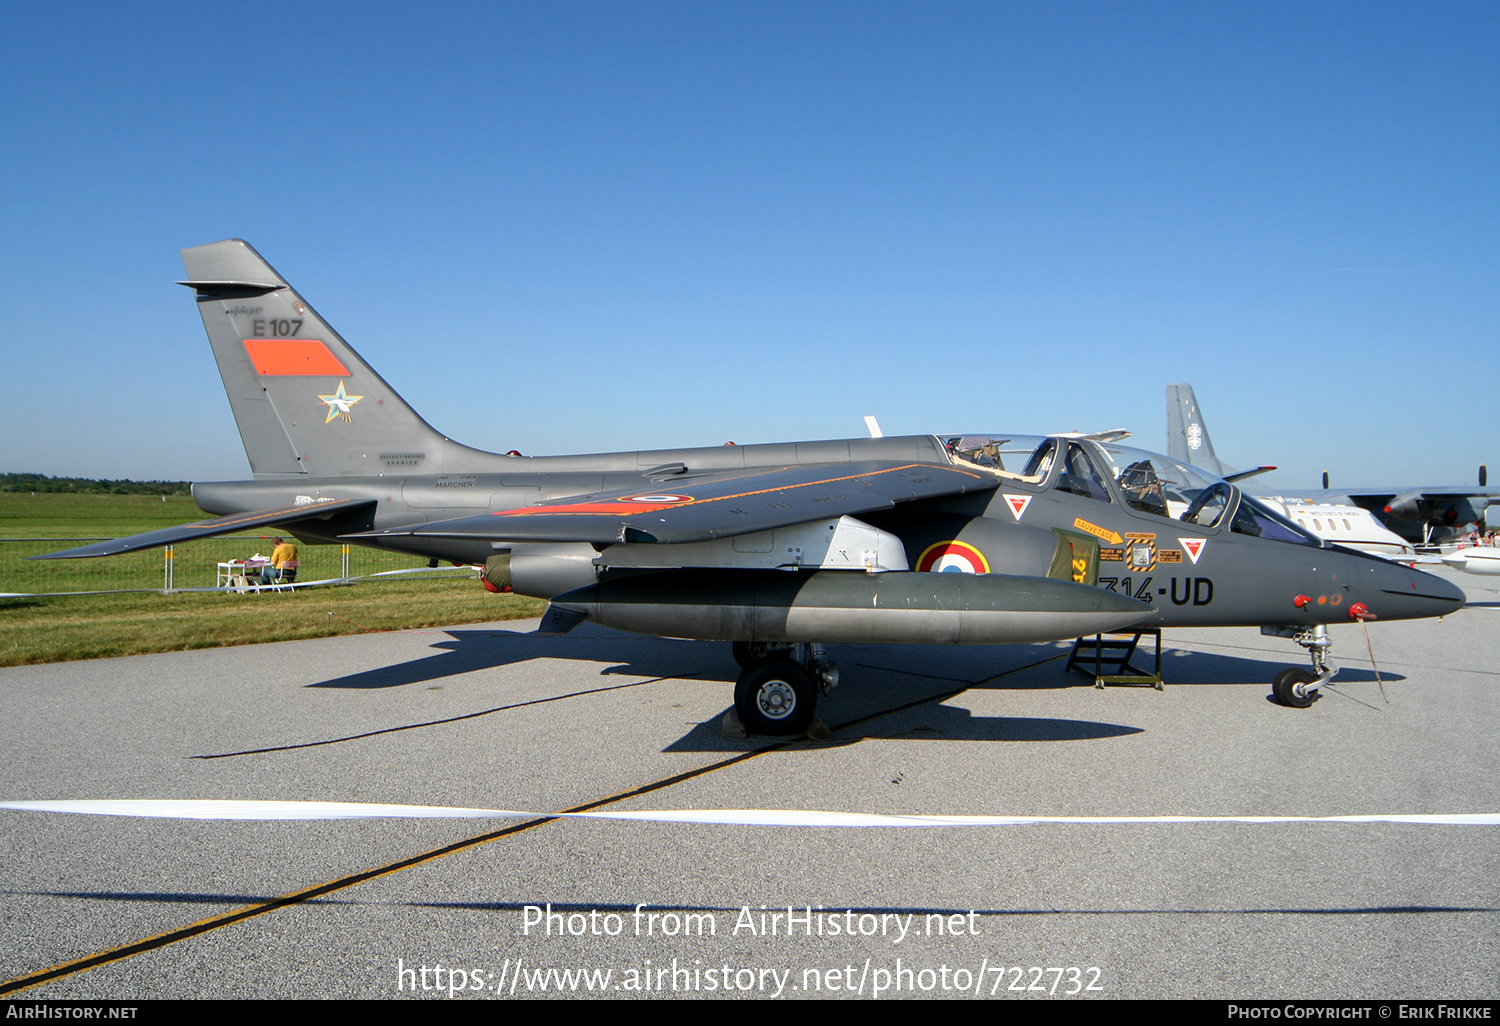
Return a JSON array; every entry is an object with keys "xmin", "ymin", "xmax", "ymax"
[{"xmin": 943, "ymin": 434, "xmax": 1322, "ymax": 547}]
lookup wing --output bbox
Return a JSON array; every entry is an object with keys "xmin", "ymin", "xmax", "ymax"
[
  {"xmin": 33, "ymin": 499, "xmax": 377, "ymax": 559},
  {"xmin": 352, "ymin": 462, "xmax": 997, "ymax": 546}
]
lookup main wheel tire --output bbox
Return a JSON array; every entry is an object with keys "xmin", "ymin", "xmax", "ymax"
[
  {"xmin": 734, "ymin": 659, "xmax": 817, "ymax": 736},
  {"xmin": 731, "ymin": 640, "xmax": 794, "ymax": 671},
  {"xmin": 1273, "ymin": 668, "xmax": 1319, "ymax": 708}
]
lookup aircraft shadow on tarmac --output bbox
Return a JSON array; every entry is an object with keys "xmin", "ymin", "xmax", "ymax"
[
  {"xmin": 860, "ymin": 646, "xmax": 1404, "ymax": 690},
  {"xmin": 305, "ymin": 628, "xmax": 1403, "ymax": 693},
  {"xmin": 662, "ymin": 707, "xmax": 1146, "ymax": 753},
  {"xmin": 302, "ymin": 628, "xmax": 730, "ymax": 690},
  {"xmin": 276, "ymin": 628, "xmax": 1405, "ymax": 759}
]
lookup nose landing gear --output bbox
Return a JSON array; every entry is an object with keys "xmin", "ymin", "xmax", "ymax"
[{"xmin": 1262, "ymin": 624, "xmax": 1336, "ymax": 708}]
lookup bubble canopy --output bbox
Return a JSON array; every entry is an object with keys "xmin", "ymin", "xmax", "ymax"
[{"xmin": 942, "ymin": 434, "xmax": 1321, "ymax": 546}]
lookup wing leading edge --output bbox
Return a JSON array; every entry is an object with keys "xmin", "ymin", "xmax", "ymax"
[
  {"xmin": 33, "ymin": 499, "xmax": 378, "ymax": 559},
  {"xmin": 353, "ymin": 462, "xmax": 998, "ymax": 546}
]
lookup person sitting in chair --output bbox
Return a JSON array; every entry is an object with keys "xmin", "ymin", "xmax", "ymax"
[{"xmin": 261, "ymin": 537, "xmax": 299, "ymax": 585}]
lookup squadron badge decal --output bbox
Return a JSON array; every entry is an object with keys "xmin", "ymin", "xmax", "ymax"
[{"xmin": 318, "ymin": 382, "xmax": 364, "ymax": 424}]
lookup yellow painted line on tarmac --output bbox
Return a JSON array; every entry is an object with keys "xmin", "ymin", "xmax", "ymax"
[{"xmin": 1, "ymin": 654, "xmax": 1057, "ymax": 995}]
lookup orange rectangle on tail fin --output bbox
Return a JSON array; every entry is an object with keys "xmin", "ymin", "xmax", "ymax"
[{"xmin": 243, "ymin": 339, "xmax": 350, "ymax": 376}]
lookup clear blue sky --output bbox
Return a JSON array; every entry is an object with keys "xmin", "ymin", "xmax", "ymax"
[{"xmin": 2, "ymin": 2, "xmax": 1494, "ymax": 490}]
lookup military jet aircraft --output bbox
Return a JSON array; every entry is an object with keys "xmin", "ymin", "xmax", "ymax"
[
  {"xmin": 1168, "ymin": 382, "xmax": 1498, "ymax": 545},
  {"xmin": 39, "ymin": 241, "xmax": 1465, "ymax": 730}
]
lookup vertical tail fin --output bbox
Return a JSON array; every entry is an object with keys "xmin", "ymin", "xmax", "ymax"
[
  {"xmin": 179, "ymin": 239, "xmax": 497, "ymax": 478},
  {"xmin": 1165, "ymin": 382, "xmax": 1230, "ymax": 478}
]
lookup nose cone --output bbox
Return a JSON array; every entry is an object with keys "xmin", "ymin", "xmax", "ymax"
[{"xmin": 1363, "ymin": 562, "xmax": 1466, "ymax": 621}]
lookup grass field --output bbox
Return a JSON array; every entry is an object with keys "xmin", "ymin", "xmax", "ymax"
[
  {"xmin": 0, "ymin": 493, "xmax": 547, "ymax": 666},
  {"xmin": 0, "ymin": 490, "xmax": 494, "ymax": 593},
  {"xmin": 0, "ymin": 490, "xmax": 203, "ymax": 538}
]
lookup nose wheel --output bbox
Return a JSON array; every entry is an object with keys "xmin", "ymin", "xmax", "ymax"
[
  {"xmin": 1263, "ymin": 624, "xmax": 1336, "ymax": 708},
  {"xmin": 1272, "ymin": 668, "xmax": 1319, "ymax": 708}
]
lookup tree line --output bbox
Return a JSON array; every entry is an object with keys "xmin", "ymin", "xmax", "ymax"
[{"xmin": 1, "ymin": 473, "xmax": 192, "ymax": 495}]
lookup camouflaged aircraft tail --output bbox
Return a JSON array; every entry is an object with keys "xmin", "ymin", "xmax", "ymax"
[{"xmin": 179, "ymin": 239, "xmax": 505, "ymax": 478}]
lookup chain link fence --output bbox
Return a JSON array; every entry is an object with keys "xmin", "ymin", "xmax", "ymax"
[{"xmin": 0, "ymin": 536, "xmax": 478, "ymax": 595}]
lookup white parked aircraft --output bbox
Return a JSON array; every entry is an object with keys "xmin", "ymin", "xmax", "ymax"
[
  {"xmin": 1441, "ymin": 547, "xmax": 1500, "ymax": 575},
  {"xmin": 1256, "ymin": 498, "xmax": 1416, "ymax": 561}
]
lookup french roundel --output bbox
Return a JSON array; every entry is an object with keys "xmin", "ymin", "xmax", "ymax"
[
  {"xmin": 623, "ymin": 494, "xmax": 692, "ymax": 503},
  {"xmin": 916, "ymin": 540, "xmax": 990, "ymax": 574}
]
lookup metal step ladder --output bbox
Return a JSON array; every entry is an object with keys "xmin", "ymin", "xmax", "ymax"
[{"xmin": 1066, "ymin": 629, "xmax": 1163, "ymax": 689}]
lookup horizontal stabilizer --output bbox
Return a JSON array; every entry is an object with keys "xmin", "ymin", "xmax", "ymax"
[
  {"xmin": 1224, "ymin": 466, "xmax": 1277, "ymax": 484},
  {"xmin": 33, "ymin": 499, "xmax": 376, "ymax": 559},
  {"xmin": 176, "ymin": 279, "xmax": 284, "ymax": 297}
]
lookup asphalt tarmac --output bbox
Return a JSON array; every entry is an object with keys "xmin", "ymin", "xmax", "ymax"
[{"xmin": 2, "ymin": 567, "xmax": 1497, "ymax": 1001}]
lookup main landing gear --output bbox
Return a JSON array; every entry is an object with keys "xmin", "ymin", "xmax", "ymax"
[
  {"xmin": 728, "ymin": 642, "xmax": 839, "ymax": 737},
  {"xmin": 1263, "ymin": 624, "xmax": 1336, "ymax": 708}
]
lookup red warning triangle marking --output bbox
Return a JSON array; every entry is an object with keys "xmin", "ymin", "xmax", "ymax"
[
  {"xmin": 1179, "ymin": 538, "xmax": 1206, "ymax": 564},
  {"xmin": 1004, "ymin": 494, "xmax": 1032, "ymax": 520}
]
